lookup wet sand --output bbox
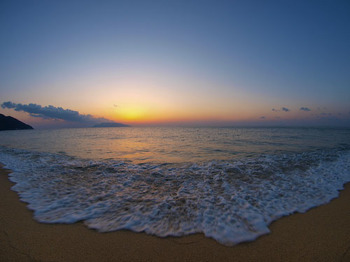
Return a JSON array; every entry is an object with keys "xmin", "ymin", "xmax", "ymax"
[{"xmin": 1, "ymin": 165, "xmax": 350, "ymax": 261}]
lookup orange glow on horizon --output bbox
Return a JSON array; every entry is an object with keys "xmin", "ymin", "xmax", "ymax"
[{"xmin": 106, "ymin": 105, "xmax": 265, "ymax": 126}]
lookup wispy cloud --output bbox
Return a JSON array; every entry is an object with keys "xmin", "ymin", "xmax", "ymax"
[
  {"xmin": 1, "ymin": 101, "xmax": 112, "ymax": 124},
  {"xmin": 300, "ymin": 107, "xmax": 311, "ymax": 112},
  {"xmin": 272, "ymin": 107, "xmax": 290, "ymax": 112}
]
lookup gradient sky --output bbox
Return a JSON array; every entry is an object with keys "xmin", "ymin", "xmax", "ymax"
[{"xmin": 1, "ymin": 0, "xmax": 350, "ymax": 128}]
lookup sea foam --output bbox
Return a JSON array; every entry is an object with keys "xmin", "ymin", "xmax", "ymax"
[{"xmin": 0, "ymin": 146, "xmax": 349, "ymax": 245}]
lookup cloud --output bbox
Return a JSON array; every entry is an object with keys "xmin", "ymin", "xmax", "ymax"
[
  {"xmin": 300, "ymin": 107, "xmax": 311, "ymax": 112},
  {"xmin": 272, "ymin": 107, "xmax": 290, "ymax": 112},
  {"xmin": 1, "ymin": 101, "xmax": 112, "ymax": 124}
]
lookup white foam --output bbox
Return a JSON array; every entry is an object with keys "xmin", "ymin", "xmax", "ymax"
[{"xmin": 0, "ymin": 146, "xmax": 350, "ymax": 246}]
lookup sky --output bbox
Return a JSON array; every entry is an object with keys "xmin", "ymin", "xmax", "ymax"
[{"xmin": 1, "ymin": 0, "xmax": 350, "ymax": 128}]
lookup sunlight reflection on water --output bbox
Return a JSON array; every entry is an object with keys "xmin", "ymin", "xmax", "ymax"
[{"xmin": 0, "ymin": 127, "xmax": 349, "ymax": 164}]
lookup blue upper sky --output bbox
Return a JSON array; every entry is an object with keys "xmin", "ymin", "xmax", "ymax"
[{"xmin": 1, "ymin": 0, "xmax": 350, "ymax": 128}]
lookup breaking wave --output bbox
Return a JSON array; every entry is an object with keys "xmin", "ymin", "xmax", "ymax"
[{"xmin": 0, "ymin": 146, "xmax": 350, "ymax": 245}]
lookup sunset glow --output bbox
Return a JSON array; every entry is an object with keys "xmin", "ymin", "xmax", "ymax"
[{"xmin": 1, "ymin": 0, "xmax": 349, "ymax": 128}]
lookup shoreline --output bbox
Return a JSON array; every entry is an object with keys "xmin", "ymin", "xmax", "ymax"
[{"xmin": 1, "ymin": 165, "xmax": 350, "ymax": 261}]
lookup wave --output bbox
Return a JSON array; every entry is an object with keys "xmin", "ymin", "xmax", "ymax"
[{"xmin": 0, "ymin": 146, "xmax": 349, "ymax": 245}]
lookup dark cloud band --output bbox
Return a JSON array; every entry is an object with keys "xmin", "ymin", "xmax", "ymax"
[{"xmin": 1, "ymin": 101, "xmax": 111, "ymax": 124}]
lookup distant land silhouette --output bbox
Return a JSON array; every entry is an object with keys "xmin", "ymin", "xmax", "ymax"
[
  {"xmin": 93, "ymin": 122, "xmax": 129, "ymax": 128},
  {"xmin": 0, "ymin": 114, "xmax": 33, "ymax": 131}
]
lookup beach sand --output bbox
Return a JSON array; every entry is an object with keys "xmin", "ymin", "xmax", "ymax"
[{"xmin": 1, "ymin": 166, "xmax": 350, "ymax": 262}]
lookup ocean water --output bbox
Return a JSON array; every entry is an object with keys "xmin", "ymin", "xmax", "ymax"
[{"xmin": 0, "ymin": 127, "xmax": 350, "ymax": 245}]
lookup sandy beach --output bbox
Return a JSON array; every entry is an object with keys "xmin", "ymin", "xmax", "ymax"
[{"xmin": 1, "ymin": 165, "xmax": 350, "ymax": 262}]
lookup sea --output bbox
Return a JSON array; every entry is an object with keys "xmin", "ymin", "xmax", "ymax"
[{"xmin": 0, "ymin": 126, "xmax": 350, "ymax": 246}]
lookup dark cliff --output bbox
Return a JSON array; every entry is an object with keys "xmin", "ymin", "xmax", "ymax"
[{"xmin": 0, "ymin": 114, "xmax": 33, "ymax": 131}]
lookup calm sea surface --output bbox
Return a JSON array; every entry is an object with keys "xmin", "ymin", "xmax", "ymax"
[
  {"xmin": 0, "ymin": 127, "xmax": 350, "ymax": 245},
  {"xmin": 0, "ymin": 127, "xmax": 349, "ymax": 163}
]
